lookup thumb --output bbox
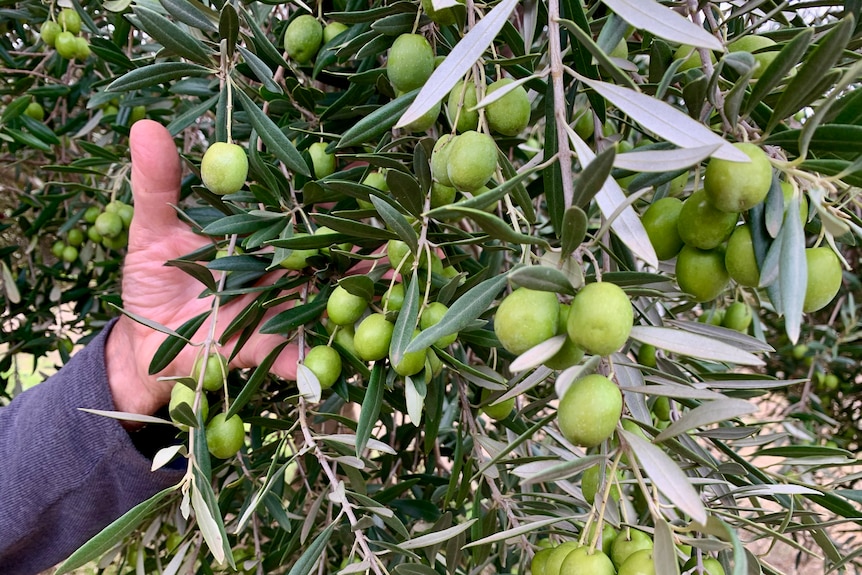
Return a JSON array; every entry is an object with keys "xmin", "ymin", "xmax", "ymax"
[{"xmin": 129, "ymin": 120, "xmax": 183, "ymax": 247}]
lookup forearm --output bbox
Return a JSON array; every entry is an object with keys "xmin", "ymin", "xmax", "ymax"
[{"xmin": 0, "ymin": 320, "xmax": 184, "ymax": 574}]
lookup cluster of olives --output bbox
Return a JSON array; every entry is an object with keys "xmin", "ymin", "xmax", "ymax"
[
  {"xmin": 490, "ymin": 282, "xmax": 633, "ymax": 446},
  {"xmin": 51, "ymin": 200, "xmax": 134, "ymax": 264},
  {"xmin": 39, "ymin": 9, "xmax": 90, "ymax": 61},
  {"xmin": 531, "ymin": 527, "xmax": 726, "ymax": 575},
  {"xmin": 169, "ymin": 350, "xmax": 245, "ymax": 459},
  {"xmin": 283, "ymin": 14, "xmax": 349, "ymax": 66},
  {"xmin": 640, "ymin": 142, "xmax": 842, "ymax": 312}
]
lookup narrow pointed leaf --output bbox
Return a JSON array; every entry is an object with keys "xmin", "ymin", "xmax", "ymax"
[
  {"xmin": 149, "ymin": 311, "xmax": 210, "ymax": 374},
  {"xmin": 107, "ymin": 62, "xmax": 212, "ymax": 92},
  {"xmin": 159, "ymin": 0, "xmax": 218, "ymax": 32},
  {"xmin": 629, "ymin": 326, "xmax": 765, "ymax": 366},
  {"xmin": 445, "ymin": 207, "xmax": 550, "ymax": 247},
  {"xmin": 134, "ymin": 7, "xmax": 213, "ymax": 65},
  {"xmin": 405, "ymin": 273, "xmax": 508, "ymax": 354},
  {"xmin": 576, "ymin": 75, "xmax": 749, "ymax": 162},
  {"xmin": 620, "ymin": 429, "xmax": 708, "ymax": 525},
  {"xmin": 233, "ymin": 88, "xmax": 310, "ymax": 176},
  {"xmin": 560, "ymin": 206, "xmax": 588, "ymax": 261},
  {"xmin": 779, "ymin": 199, "xmax": 806, "ymax": 343},
  {"xmin": 238, "ymin": 46, "xmax": 281, "ymax": 94},
  {"xmin": 400, "ymin": 519, "xmax": 477, "ymax": 549},
  {"xmin": 509, "ymin": 265, "xmax": 576, "ymax": 296},
  {"xmin": 614, "ymin": 145, "xmax": 719, "ymax": 173},
  {"xmin": 227, "ymin": 341, "xmax": 289, "ymax": 419},
  {"xmin": 654, "ymin": 398, "xmax": 757, "ymax": 442},
  {"xmin": 57, "ymin": 486, "xmax": 178, "ymax": 573},
  {"xmin": 356, "ymin": 363, "xmax": 385, "ymax": 457},
  {"xmin": 370, "ymin": 195, "xmax": 418, "ymax": 253},
  {"xmin": 338, "ymin": 90, "xmax": 417, "ymax": 148},
  {"xmin": 573, "ymin": 146, "xmax": 616, "ymax": 209},
  {"xmin": 390, "ymin": 271, "xmax": 420, "ymax": 366},
  {"xmin": 602, "ymin": 0, "xmax": 723, "ymax": 50},
  {"xmin": 743, "ymin": 28, "xmax": 813, "ymax": 118}
]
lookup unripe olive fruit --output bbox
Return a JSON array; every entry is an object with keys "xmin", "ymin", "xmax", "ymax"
[
  {"xmin": 558, "ymin": 374, "xmax": 622, "ymax": 448},
  {"xmin": 83, "ymin": 205, "xmax": 101, "ymax": 224},
  {"xmin": 567, "ymin": 282, "xmax": 633, "ymax": 357},
  {"xmin": 673, "ymin": 45, "xmax": 715, "ymax": 71},
  {"xmin": 485, "ymin": 78, "xmax": 530, "ymax": 136},
  {"xmin": 87, "ymin": 226, "xmax": 102, "ymax": 243},
  {"xmin": 559, "ymin": 546, "xmax": 615, "ymax": 575},
  {"xmin": 95, "ymin": 211, "xmax": 123, "ymax": 239},
  {"xmin": 304, "ymin": 345, "xmax": 342, "ymax": 389},
  {"xmin": 362, "ymin": 170, "xmax": 389, "ymax": 191},
  {"xmin": 610, "ymin": 37, "xmax": 628, "ymax": 59},
  {"xmin": 581, "ymin": 465, "xmax": 621, "ymax": 504},
  {"xmin": 193, "ymin": 351, "xmax": 228, "ymax": 392},
  {"xmin": 326, "ymin": 285, "xmax": 368, "ymax": 326},
  {"xmin": 74, "ymin": 37, "xmax": 91, "ymax": 59},
  {"xmin": 421, "ymin": 0, "xmax": 463, "ymax": 25},
  {"xmin": 573, "ymin": 106, "xmax": 595, "ymax": 140},
  {"xmin": 309, "ymin": 142, "xmax": 335, "ymax": 179},
  {"xmin": 403, "ymin": 99, "xmax": 441, "ymax": 133},
  {"xmin": 102, "ymin": 230, "xmax": 128, "ymax": 250},
  {"xmin": 387, "ymin": 239, "xmax": 414, "ymax": 273},
  {"xmin": 63, "ymin": 228, "xmax": 83, "ymax": 248},
  {"xmin": 284, "ymin": 14, "xmax": 323, "ymax": 64},
  {"xmin": 387, "ymin": 33, "xmax": 434, "ymax": 93},
  {"xmin": 544, "ymin": 304, "xmax": 585, "ymax": 370},
  {"xmin": 682, "ymin": 556, "xmax": 726, "ymax": 575},
  {"xmin": 617, "ymin": 549, "xmax": 655, "ymax": 575},
  {"xmin": 641, "ymin": 197, "xmax": 684, "ymax": 260},
  {"xmin": 420, "ymin": 302, "xmax": 457, "ymax": 347},
  {"xmin": 722, "ymin": 301, "xmax": 753, "ymax": 332},
  {"xmin": 447, "ymin": 130, "xmax": 498, "ymax": 192},
  {"xmin": 531, "ymin": 548, "xmax": 555, "ymax": 575},
  {"xmin": 55, "ymin": 31, "xmax": 78, "ymax": 59},
  {"xmin": 728, "ymin": 35, "xmax": 777, "ymax": 78},
  {"xmin": 279, "ymin": 236, "xmax": 318, "ymax": 270},
  {"xmin": 611, "ymin": 529, "xmax": 653, "ymax": 569},
  {"xmin": 494, "ymin": 287, "xmax": 559, "ymax": 355},
  {"xmin": 206, "ymin": 413, "xmax": 245, "ymax": 459},
  {"xmin": 544, "ymin": 541, "xmax": 582, "ymax": 575},
  {"xmin": 354, "ymin": 313, "xmax": 395, "ymax": 361},
  {"xmin": 58, "ymin": 8, "xmax": 82, "ymax": 34},
  {"xmin": 676, "ymin": 245, "xmax": 730, "ymax": 302},
  {"xmin": 130, "ymin": 105, "xmax": 147, "ymax": 124},
  {"xmin": 431, "ymin": 134, "xmax": 456, "ymax": 187},
  {"xmin": 323, "ymin": 21, "xmax": 349, "ymax": 44},
  {"xmin": 169, "ymin": 383, "xmax": 209, "ymax": 429},
  {"xmin": 480, "ymin": 388, "xmax": 515, "ymax": 420},
  {"xmin": 724, "ymin": 224, "xmax": 759, "ymax": 287},
  {"xmin": 430, "ymin": 182, "xmax": 456, "ymax": 208},
  {"xmin": 392, "ymin": 330, "xmax": 426, "ymax": 376},
  {"xmin": 652, "ymin": 395, "xmax": 670, "ymax": 420},
  {"xmin": 803, "ymin": 247, "xmax": 842, "ymax": 313},
  {"xmin": 638, "ymin": 343, "xmax": 657, "ymax": 368},
  {"xmin": 24, "ymin": 102, "xmax": 45, "ymax": 121},
  {"xmin": 447, "ymin": 81, "xmax": 479, "ymax": 133},
  {"xmin": 677, "ymin": 189, "xmax": 738, "ymax": 249},
  {"xmin": 201, "ymin": 142, "xmax": 248, "ymax": 195},
  {"xmin": 61, "ymin": 245, "xmax": 79, "ymax": 263},
  {"xmin": 382, "ymin": 283, "xmax": 405, "ymax": 312},
  {"xmin": 40, "ymin": 21, "xmax": 61, "ymax": 46},
  {"xmin": 51, "ymin": 240, "xmax": 65, "ymax": 258},
  {"xmin": 704, "ymin": 143, "xmax": 772, "ymax": 213}
]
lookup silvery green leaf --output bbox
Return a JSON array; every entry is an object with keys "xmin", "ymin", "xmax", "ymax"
[
  {"xmin": 653, "ymin": 518, "xmax": 681, "ymax": 575},
  {"xmin": 664, "ymin": 320, "xmax": 775, "ymax": 353},
  {"xmin": 779, "ymin": 198, "xmax": 806, "ymax": 343},
  {"xmin": 614, "ymin": 145, "xmax": 719, "ymax": 172},
  {"xmin": 463, "ymin": 516, "xmax": 579, "ymax": 548},
  {"xmin": 496, "ymin": 365, "xmax": 553, "ymax": 404},
  {"xmin": 569, "ymin": 129, "xmax": 658, "ymax": 268},
  {"xmin": 620, "ymin": 384, "xmax": 726, "ymax": 401},
  {"xmin": 576, "ymin": 75, "xmax": 749, "ymax": 162},
  {"xmin": 514, "ymin": 454, "xmax": 604, "ymax": 484},
  {"xmin": 399, "ymin": 520, "xmax": 477, "ymax": 549},
  {"xmin": 555, "ymin": 355, "xmax": 602, "ymax": 399},
  {"xmin": 620, "ymin": 429, "xmax": 708, "ymax": 525},
  {"xmin": 629, "ymin": 326, "xmax": 765, "ymax": 366},
  {"xmin": 654, "ymin": 398, "xmax": 757, "ymax": 442},
  {"xmin": 405, "ymin": 375, "xmax": 426, "ymax": 426},
  {"xmin": 396, "ymin": 0, "xmax": 519, "ymax": 128},
  {"xmin": 191, "ymin": 478, "xmax": 226, "ymax": 563},
  {"xmin": 297, "ymin": 363, "xmax": 322, "ymax": 404},
  {"xmin": 509, "ymin": 335, "xmax": 567, "ymax": 372},
  {"xmin": 318, "ymin": 434, "xmax": 397, "ymax": 455},
  {"xmin": 601, "ymin": 0, "xmax": 723, "ymax": 50},
  {"xmin": 152, "ymin": 445, "xmax": 185, "ymax": 472}
]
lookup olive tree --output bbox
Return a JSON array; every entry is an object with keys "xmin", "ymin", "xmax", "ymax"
[{"xmin": 1, "ymin": 0, "xmax": 861, "ymax": 573}]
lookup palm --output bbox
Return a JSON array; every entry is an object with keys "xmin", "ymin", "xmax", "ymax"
[{"xmin": 120, "ymin": 120, "xmax": 297, "ymax": 408}]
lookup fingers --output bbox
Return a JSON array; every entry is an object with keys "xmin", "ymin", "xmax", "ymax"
[
  {"xmin": 129, "ymin": 120, "xmax": 183, "ymax": 248},
  {"xmin": 232, "ymin": 334, "xmax": 300, "ymax": 382}
]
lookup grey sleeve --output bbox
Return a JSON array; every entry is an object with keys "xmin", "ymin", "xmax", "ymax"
[{"xmin": 0, "ymin": 321, "xmax": 185, "ymax": 575}]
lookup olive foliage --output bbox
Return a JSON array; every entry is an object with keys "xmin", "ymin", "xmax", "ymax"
[{"xmin": 1, "ymin": 0, "xmax": 862, "ymax": 573}]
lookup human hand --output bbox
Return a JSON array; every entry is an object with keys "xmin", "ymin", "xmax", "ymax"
[{"xmin": 106, "ymin": 120, "xmax": 298, "ymax": 420}]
